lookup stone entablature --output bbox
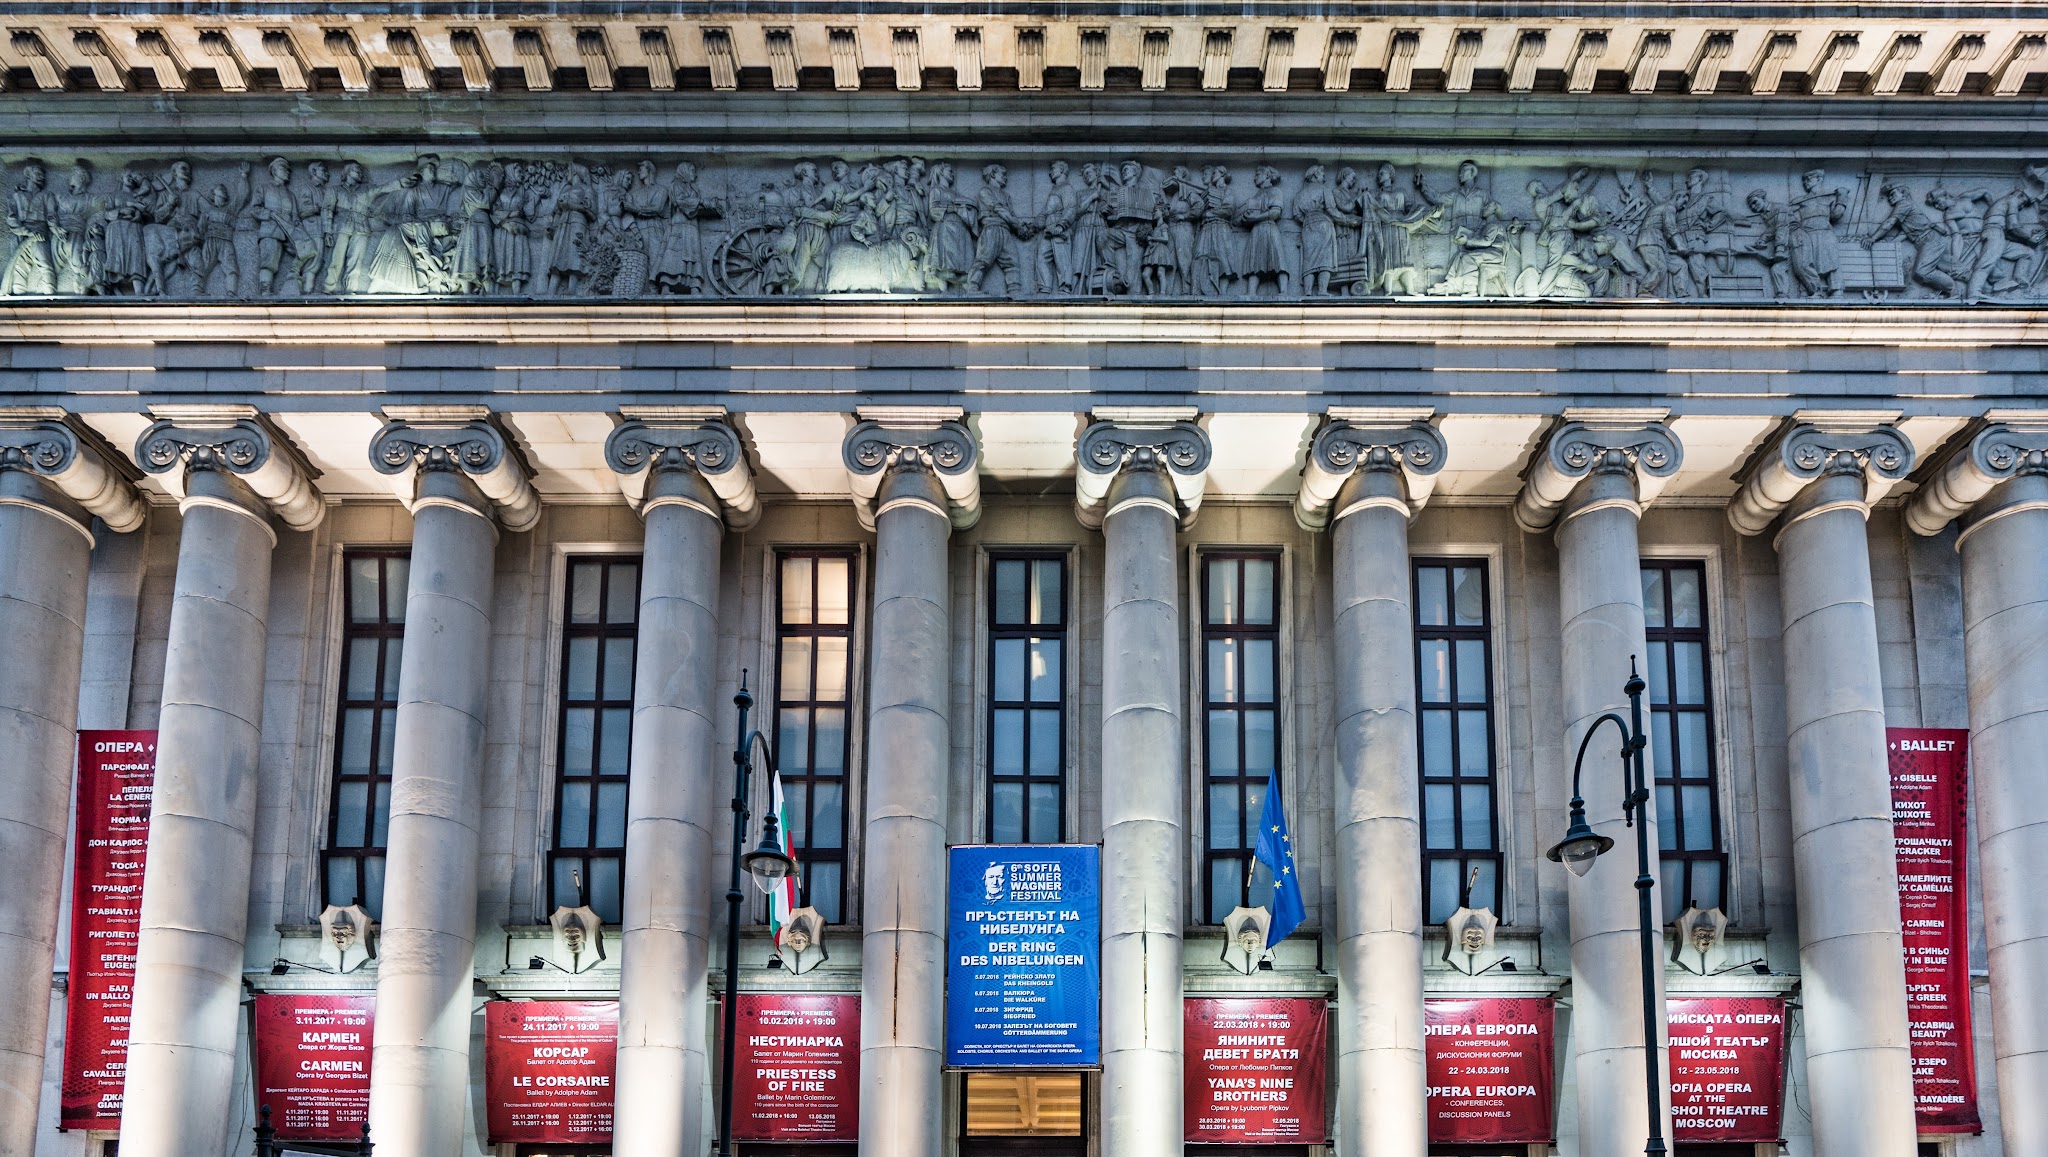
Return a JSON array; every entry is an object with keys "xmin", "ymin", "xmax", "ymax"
[
  {"xmin": 1, "ymin": 10, "xmax": 2042, "ymax": 101},
  {"xmin": 6, "ymin": 150, "xmax": 2048, "ymax": 305}
]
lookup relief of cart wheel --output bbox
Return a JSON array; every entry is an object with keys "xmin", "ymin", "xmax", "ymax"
[{"xmin": 711, "ymin": 224, "xmax": 791, "ymax": 297}]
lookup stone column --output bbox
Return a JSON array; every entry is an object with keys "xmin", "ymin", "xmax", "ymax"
[
  {"xmin": 1517, "ymin": 413, "xmax": 1681, "ymax": 1157},
  {"xmin": 1297, "ymin": 414, "xmax": 1446, "ymax": 1157},
  {"xmin": 844, "ymin": 411, "xmax": 980, "ymax": 1157},
  {"xmin": 1907, "ymin": 417, "xmax": 2048, "ymax": 1157},
  {"xmin": 603, "ymin": 415, "xmax": 757, "ymax": 1157},
  {"xmin": 1731, "ymin": 415, "xmax": 1918, "ymax": 1157},
  {"xmin": 1076, "ymin": 414, "xmax": 1211, "ymax": 1157},
  {"xmin": 119, "ymin": 410, "xmax": 323, "ymax": 1157},
  {"xmin": 365, "ymin": 413, "xmax": 539, "ymax": 1157},
  {"xmin": 0, "ymin": 416, "xmax": 142, "ymax": 1156}
]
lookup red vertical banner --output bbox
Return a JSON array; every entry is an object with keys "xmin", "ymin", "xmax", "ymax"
[
  {"xmin": 1666, "ymin": 996, "xmax": 1788, "ymax": 1142},
  {"xmin": 1183, "ymin": 997, "xmax": 1330, "ymax": 1143},
  {"xmin": 1425, "ymin": 997, "xmax": 1555, "ymax": 1144},
  {"xmin": 732, "ymin": 993, "xmax": 861, "ymax": 1142},
  {"xmin": 61, "ymin": 730, "xmax": 156, "ymax": 1129},
  {"xmin": 252, "ymin": 994, "xmax": 373, "ymax": 1141},
  {"xmin": 1888, "ymin": 727, "xmax": 1980, "ymax": 1132},
  {"xmin": 483, "ymin": 1000, "xmax": 618, "ymax": 1144}
]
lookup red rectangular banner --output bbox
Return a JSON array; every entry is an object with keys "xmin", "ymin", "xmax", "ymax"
[
  {"xmin": 1889, "ymin": 727, "xmax": 1980, "ymax": 1133},
  {"xmin": 253, "ymin": 994, "xmax": 373, "ymax": 1141},
  {"xmin": 484, "ymin": 1000, "xmax": 618, "ymax": 1144},
  {"xmin": 1184, "ymin": 997, "xmax": 1330, "ymax": 1144},
  {"xmin": 732, "ymin": 993, "xmax": 861, "ymax": 1142},
  {"xmin": 61, "ymin": 730, "xmax": 156, "ymax": 1129},
  {"xmin": 1667, "ymin": 996, "xmax": 1788, "ymax": 1142},
  {"xmin": 1425, "ymin": 997, "xmax": 1554, "ymax": 1144}
]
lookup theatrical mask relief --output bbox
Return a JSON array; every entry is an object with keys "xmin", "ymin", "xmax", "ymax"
[{"xmin": 5, "ymin": 152, "xmax": 2048, "ymax": 304}]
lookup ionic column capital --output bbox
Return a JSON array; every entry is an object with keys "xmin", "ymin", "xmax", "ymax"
[
  {"xmin": 0, "ymin": 408, "xmax": 146, "ymax": 538},
  {"xmin": 1514, "ymin": 409, "xmax": 1682, "ymax": 533},
  {"xmin": 842, "ymin": 406, "xmax": 981, "ymax": 531},
  {"xmin": 370, "ymin": 406, "xmax": 539, "ymax": 531},
  {"xmin": 1907, "ymin": 414, "xmax": 2048, "ymax": 538},
  {"xmin": 1296, "ymin": 408, "xmax": 1446, "ymax": 531},
  {"xmin": 1074, "ymin": 407, "xmax": 1211, "ymax": 530},
  {"xmin": 604, "ymin": 407, "xmax": 759, "ymax": 529},
  {"xmin": 1729, "ymin": 411, "xmax": 1914, "ymax": 536},
  {"xmin": 135, "ymin": 404, "xmax": 324, "ymax": 532}
]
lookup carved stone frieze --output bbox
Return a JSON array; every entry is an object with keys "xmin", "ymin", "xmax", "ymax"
[
  {"xmin": 0, "ymin": 411, "xmax": 145, "ymax": 533},
  {"xmin": 368, "ymin": 411, "xmax": 540, "ymax": 531},
  {"xmin": 1515, "ymin": 414, "xmax": 1683, "ymax": 532},
  {"xmin": 1296, "ymin": 412, "xmax": 1447, "ymax": 530},
  {"xmin": 1073, "ymin": 413, "xmax": 1212, "ymax": 528},
  {"xmin": 6, "ymin": 151, "xmax": 2048, "ymax": 307},
  {"xmin": 1908, "ymin": 416, "xmax": 2048, "ymax": 536},
  {"xmin": 1728, "ymin": 416, "xmax": 1915, "ymax": 535},
  {"xmin": 603, "ymin": 415, "xmax": 759, "ymax": 528},
  {"xmin": 841, "ymin": 409, "xmax": 981, "ymax": 530},
  {"xmin": 133, "ymin": 408, "xmax": 324, "ymax": 530}
]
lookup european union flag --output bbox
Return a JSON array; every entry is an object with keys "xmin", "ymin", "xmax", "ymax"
[{"xmin": 1254, "ymin": 767, "xmax": 1305, "ymax": 947}]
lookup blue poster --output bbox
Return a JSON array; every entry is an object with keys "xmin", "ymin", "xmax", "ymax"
[{"xmin": 946, "ymin": 843, "xmax": 1100, "ymax": 1067}]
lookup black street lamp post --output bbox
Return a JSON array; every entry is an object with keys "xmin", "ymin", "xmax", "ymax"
[
  {"xmin": 1545, "ymin": 657, "xmax": 1668, "ymax": 1157},
  {"xmin": 717, "ymin": 673, "xmax": 798, "ymax": 1157}
]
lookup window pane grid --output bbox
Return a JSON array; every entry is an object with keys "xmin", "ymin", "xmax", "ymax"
[
  {"xmin": 323, "ymin": 550, "xmax": 409, "ymax": 920},
  {"xmin": 549, "ymin": 557, "xmax": 640, "ymax": 924},
  {"xmin": 1643, "ymin": 561, "xmax": 1727, "ymax": 923},
  {"xmin": 1202, "ymin": 553, "xmax": 1282, "ymax": 925},
  {"xmin": 1414, "ymin": 559, "xmax": 1502, "ymax": 926},
  {"xmin": 988, "ymin": 555, "xmax": 1068, "ymax": 845},
  {"xmin": 776, "ymin": 552, "xmax": 856, "ymax": 923}
]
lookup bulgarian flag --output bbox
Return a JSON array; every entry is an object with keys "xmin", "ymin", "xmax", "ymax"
[{"xmin": 767, "ymin": 767, "xmax": 800, "ymax": 947}]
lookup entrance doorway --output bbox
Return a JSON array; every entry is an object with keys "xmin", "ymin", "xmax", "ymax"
[{"xmin": 961, "ymin": 1072, "xmax": 1087, "ymax": 1157}]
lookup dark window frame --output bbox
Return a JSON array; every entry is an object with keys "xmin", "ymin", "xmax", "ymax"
[
  {"xmin": 1642, "ymin": 559, "xmax": 1728, "ymax": 922},
  {"xmin": 1200, "ymin": 550, "xmax": 1284, "ymax": 926},
  {"xmin": 547, "ymin": 554, "xmax": 641, "ymax": 925},
  {"xmin": 773, "ymin": 549, "xmax": 859, "ymax": 925},
  {"xmin": 985, "ymin": 552, "xmax": 1070, "ymax": 844},
  {"xmin": 1413, "ymin": 557, "xmax": 1503, "ymax": 926},
  {"xmin": 321, "ymin": 548, "xmax": 409, "ymax": 920}
]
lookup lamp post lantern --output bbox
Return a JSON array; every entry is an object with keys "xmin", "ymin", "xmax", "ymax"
[
  {"xmin": 1545, "ymin": 657, "xmax": 1667, "ymax": 1157},
  {"xmin": 717, "ymin": 673, "xmax": 798, "ymax": 1157}
]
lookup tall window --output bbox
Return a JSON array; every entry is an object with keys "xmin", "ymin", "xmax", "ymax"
[
  {"xmin": 775, "ymin": 553, "xmax": 855, "ymax": 924},
  {"xmin": 1201, "ymin": 553, "xmax": 1281, "ymax": 925},
  {"xmin": 1414, "ymin": 559, "xmax": 1500, "ymax": 926},
  {"xmin": 1642, "ymin": 561, "xmax": 1725, "ymax": 923},
  {"xmin": 550, "ymin": 556, "xmax": 639, "ymax": 924},
  {"xmin": 323, "ymin": 550, "xmax": 409, "ymax": 919},
  {"xmin": 988, "ymin": 555, "xmax": 1067, "ymax": 843}
]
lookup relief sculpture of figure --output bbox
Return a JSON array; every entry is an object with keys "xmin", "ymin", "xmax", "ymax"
[
  {"xmin": 323, "ymin": 162, "xmax": 377, "ymax": 295},
  {"xmin": 1, "ymin": 160, "xmax": 59, "ymax": 295},
  {"xmin": 966, "ymin": 162, "xmax": 1034, "ymax": 296},
  {"xmin": 1292, "ymin": 164, "xmax": 1350, "ymax": 296},
  {"xmin": 191, "ymin": 177, "xmax": 246, "ymax": 296},
  {"xmin": 924, "ymin": 161, "xmax": 978, "ymax": 291},
  {"xmin": 1363, "ymin": 163, "xmax": 1434, "ymax": 293},
  {"xmin": 1103, "ymin": 160, "xmax": 1154, "ymax": 295},
  {"xmin": 1925, "ymin": 185, "xmax": 1994, "ymax": 298},
  {"xmin": 1672, "ymin": 168, "xmax": 1733, "ymax": 294},
  {"xmin": 1035, "ymin": 160, "xmax": 1075, "ymax": 296},
  {"xmin": 1070, "ymin": 163, "xmax": 1109, "ymax": 294},
  {"xmin": 142, "ymin": 160, "xmax": 205, "ymax": 296},
  {"xmin": 1863, "ymin": 181, "xmax": 1956, "ymax": 297},
  {"xmin": 1617, "ymin": 172, "xmax": 1684, "ymax": 297},
  {"xmin": 1193, "ymin": 164, "xmax": 1238, "ymax": 296},
  {"xmin": 1971, "ymin": 167, "xmax": 2047, "ymax": 299},
  {"xmin": 53, "ymin": 161, "xmax": 101, "ymax": 296},
  {"xmin": 1788, "ymin": 167, "xmax": 1848, "ymax": 296},
  {"xmin": 452, "ymin": 161, "xmax": 503, "ymax": 294},
  {"xmin": 1739, "ymin": 188, "xmax": 1797, "ymax": 299},
  {"xmin": 1237, "ymin": 164, "xmax": 1291, "ymax": 298},
  {"xmin": 96, "ymin": 172, "xmax": 152, "ymax": 296},
  {"xmin": 241, "ymin": 157, "xmax": 316, "ymax": 295},
  {"xmin": 1429, "ymin": 201, "xmax": 1517, "ymax": 297},
  {"xmin": 1157, "ymin": 165, "xmax": 1202, "ymax": 296}
]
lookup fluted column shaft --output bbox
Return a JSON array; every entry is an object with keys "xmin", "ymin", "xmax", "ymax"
[
  {"xmin": 614, "ymin": 466, "xmax": 724, "ymax": 1157},
  {"xmin": 1957, "ymin": 473, "xmax": 2048, "ymax": 1155},
  {"xmin": 368, "ymin": 468, "xmax": 499, "ymax": 1157},
  {"xmin": 1777, "ymin": 470, "xmax": 1916, "ymax": 1157},
  {"xmin": 1554, "ymin": 467, "xmax": 1670, "ymax": 1157},
  {"xmin": 0, "ymin": 473, "xmax": 92, "ymax": 1156},
  {"xmin": 1329, "ymin": 467, "xmax": 1426, "ymax": 1157},
  {"xmin": 1099, "ymin": 458, "xmax": 1185, "ymax": 1157},
  {"xmin": 118, "ymin": 469, "xmax": 277, "ymax": 1157},
  {"xmin": 858, "ymin": 461, "xmax": 953, "ymax": 1157}
]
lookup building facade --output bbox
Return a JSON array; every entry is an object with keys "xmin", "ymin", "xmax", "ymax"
[{"xmin": 1, "ymin": 4, "xmax": 2046, "ymax": 1156}]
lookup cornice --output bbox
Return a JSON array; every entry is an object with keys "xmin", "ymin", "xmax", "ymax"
[{"xmin": 0, "ymin": 11, "xmax": 2042, "ymax": 103}]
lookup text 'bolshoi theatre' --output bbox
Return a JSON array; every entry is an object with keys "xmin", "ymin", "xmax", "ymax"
[{"xmin": 1, "ymin": 4, "xmax": 2045, "ymax": 1157}]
